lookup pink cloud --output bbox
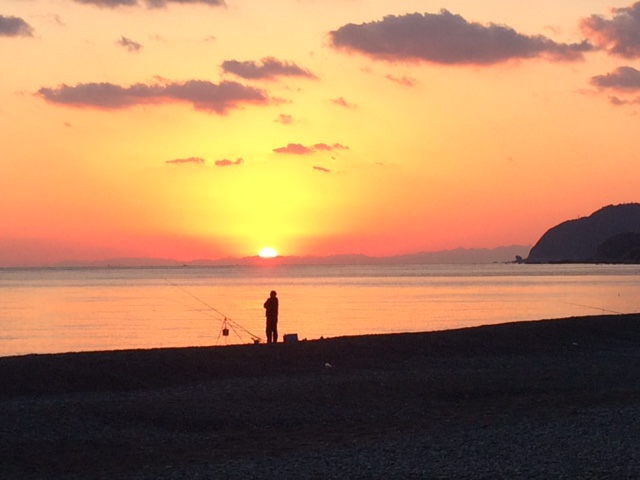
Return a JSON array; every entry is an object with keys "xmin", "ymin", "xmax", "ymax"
[
  {"xmin": 273, "ymin": 143, "xmax": 314, "ymax": 155},
  {"xmin": 215, "ymin": 157, "xmax": 244, "ymax": 167}
]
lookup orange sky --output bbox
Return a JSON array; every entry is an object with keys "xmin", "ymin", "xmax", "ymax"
[{"xmin": 1, "ymin": 0, "xmax": 639, "ymax": 266}]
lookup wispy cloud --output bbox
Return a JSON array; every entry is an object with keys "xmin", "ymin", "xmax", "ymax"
[
  {"xmin": 38, "ymin": 80, "xmax": 269, "ymax": 114},
  {"xmin": 581, "ymin": 2, "xmax": 640, "ymax": 58},
  {"xmin": 273, "ymin": 143, "xmax": 348, "ymax": 155},
  {"xmin": 330, "ymin": 10, "xmax": 591, "ymax": 65},
  {"xmin": 331, "ymin": 97, "xmax": 356, "ymax": 108},
  {"xmin": 385, "ymin": 74, "xmax": 417, "ymax": 87},
  {"xmin": 313, "ymin": 143, "xmax": 348, "ymax": 151},
  {"xmin": 608, "ymin": 95, "xmax": 640, "ymax": 106},
  {"xmin": 117, "ymin": 36, "xmax": 143, "ymax": 52},
  {"xmin": 275, "ymin": 113, "xmax": 293, "ymax": 125},
  {"xmin": 73, "ymin": 0, "xmax": 225, "ymax": 8},
  {"xmin": 221, "ymin": 57, "xmax": 317, "ymax": 80},
  {"xmin": 0, "ymin": 15, "xmax": 34, "ymax": 37},
  {"xmin": 166, "ymin": 157, "xmax": 206, "ymax": 165},
  {"xmin": 312, "ymin": 166, "xmax": 331, "ymax": 173}
]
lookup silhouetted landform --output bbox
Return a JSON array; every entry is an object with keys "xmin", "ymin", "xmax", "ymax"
[
  {"xmin": 2, "ymin": 313, "xmax": 640, "ymax": 478},
  {"xmin": 49, "ymin": 245, "xmax": 530, "ymax": 268},
  {"xmin": 594, "ymin": 232, "xmax": 640, "ymax": 263},
  {"xmin": 526, "ymin": 203, "xmax": 640, "ymax": 263}
]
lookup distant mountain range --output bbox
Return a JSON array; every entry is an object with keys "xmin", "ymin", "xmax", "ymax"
[
  {"xmin": 53, "ymin": 245, "xmax": 531, "ymax": 268},
  {"xmin": 526, "ymin": 203, "xmax": 640, "ymax": 264}
]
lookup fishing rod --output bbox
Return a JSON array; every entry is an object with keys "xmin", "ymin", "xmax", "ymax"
[
  {"xmin": 562, "ymin": 301, "xmax": 623, "ymax": 315},
  {"xmin": 164, "ymin": 277, "xmax": 262, "ymax": 344}
]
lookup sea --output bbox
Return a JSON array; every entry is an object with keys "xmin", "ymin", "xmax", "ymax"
[{"xmin": 1, "ymin": 263, "xmax": 639, "ymax": 357}]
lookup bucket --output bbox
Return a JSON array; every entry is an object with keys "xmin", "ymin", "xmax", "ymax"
[{"xmin": 283, "ymin": 333, "xmax": 298, "ymax": 344}]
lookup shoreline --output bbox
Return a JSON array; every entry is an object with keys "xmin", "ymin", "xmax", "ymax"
[{"xmin": 2, "ymin": 313, "xmax": 640, "ymax": 478}]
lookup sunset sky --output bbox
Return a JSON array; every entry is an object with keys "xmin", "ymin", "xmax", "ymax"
[{"xmin": 2, "ymin": 0, "xmax": 640, "ymax": 266}]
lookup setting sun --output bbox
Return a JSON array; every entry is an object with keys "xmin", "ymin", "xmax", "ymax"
[
  {"xmin": 3, "ymin": 0, "xmax": 640, "ymax": 269},
  {"xmin": 258, "ymin": 247, "xmax": 278, "ymax": 258}
]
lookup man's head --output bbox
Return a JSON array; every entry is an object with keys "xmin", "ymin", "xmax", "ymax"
[{"xmin": 270, "ymin": 290, "xmax": 277, "ymax": 297}]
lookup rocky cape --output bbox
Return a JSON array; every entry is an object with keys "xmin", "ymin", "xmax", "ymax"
[{"xmin": 526, "ymin": 203, "xmax": 640, "ymax": 264}]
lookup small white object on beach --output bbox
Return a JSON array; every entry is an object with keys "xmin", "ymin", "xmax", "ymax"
[{"xmin": 325, "ymin": 363, "xmax": 332, "ymax": 368}]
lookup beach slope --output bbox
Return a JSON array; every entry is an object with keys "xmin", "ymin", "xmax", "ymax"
[{"xmin": 2, "ymin": 314, "xmax": 640, "ymax": 479}]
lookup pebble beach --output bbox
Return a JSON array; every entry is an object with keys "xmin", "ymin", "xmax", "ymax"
[{"xmin": 2, "ymin": 313, "xmax": 640, "ymax": 479}]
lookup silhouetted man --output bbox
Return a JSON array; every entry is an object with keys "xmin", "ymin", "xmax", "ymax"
[{"xmin": 263, "ymin": 290, "xmax": 279, "ymax": 343}]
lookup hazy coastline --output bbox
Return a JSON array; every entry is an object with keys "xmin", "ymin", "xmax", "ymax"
[{"xmin": 0, "ymin": 245, "xmax": 530, "ymax": 269}]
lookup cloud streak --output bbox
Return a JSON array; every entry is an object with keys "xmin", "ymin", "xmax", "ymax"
[
  {"xmin": 273, "ymin": 143, "xmax": 348, "ymax": 155},
  {"xmin": 0, "ymin": 15, "xmax": 34, "ymax": 37},
  {"xmin": 73, "ymin": 0, "xmax": 225, "ymax": 8},
  {"xmin": 581, "ymin": 2, "xmax": 640, "ymax": 58},
  {"xmin": 166, "ymin": 157, "xmax": 206, "ymax": 165},
  {"xmin": 38, "ymin": 80, "xmax": 269, "ymax": 114},
  {"xmin": 330, "ymin": 10, "xmax": 591, "ymax": 65},
  {"xmin": 385, "ymin": 74, "xmax": 417, "ymax": 87},
  {"xmin": 221, "ymin": 57, "xmax": 317, "ymax": 80},
  {"xmin": 165, "ymin": 156, "xmax": 244, "ymax": 166}
]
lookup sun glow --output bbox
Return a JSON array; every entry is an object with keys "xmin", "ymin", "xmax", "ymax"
[{"xmin": 258, "ymin": 247, "xmax": 278, "ymax": 258}]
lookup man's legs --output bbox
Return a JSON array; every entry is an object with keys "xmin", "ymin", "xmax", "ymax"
[{"xmin": 266, "ymin": 318, "xmax": 277, "ymax": 343}]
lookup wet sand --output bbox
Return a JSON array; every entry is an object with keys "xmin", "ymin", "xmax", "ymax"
[{"xmin": 2, "ymin": 313, "xmax": 640, "ymax": 479}]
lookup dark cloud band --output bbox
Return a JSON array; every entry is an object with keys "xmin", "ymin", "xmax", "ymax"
[
  {"xmin": 38, "ymin": 80, "xmax": 268, "ymax": 114},
  {"xmin": 330, "ymin": 10, "xmax": 591, "ymax": 65},
  {"xmin": 591, "ymin": 66, "xmax": 640, "ymax": 90}
]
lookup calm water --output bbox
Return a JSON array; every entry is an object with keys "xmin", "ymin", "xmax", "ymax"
[{"xmin": 1, "ymin": 264, "xmax": 639, "ymax": 357}]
